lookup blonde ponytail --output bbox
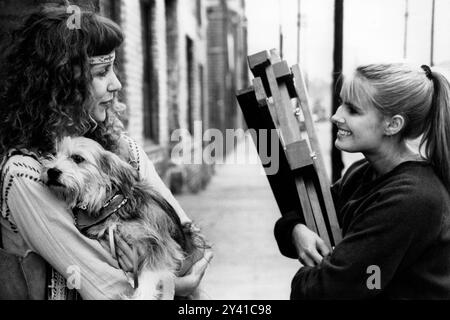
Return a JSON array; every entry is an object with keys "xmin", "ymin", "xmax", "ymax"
[{"xmin": 420, "ymin": 69, "xmax": 450, "ymax": 190}]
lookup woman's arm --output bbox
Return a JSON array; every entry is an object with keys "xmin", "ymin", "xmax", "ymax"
[
  {"xmin": 273, "ymin": 210, "xmax": 304, "ymax": 259},
  {"xmin": 290, "ymin": 185, "xmax": 440, "ymax": 299},
  {"xmin": 274, "ymin": 180, "xmax": 341, "ymax": 260},
  {"xmin": 3, "ymin": 155, "xmax": 132, "ymax": 300}
]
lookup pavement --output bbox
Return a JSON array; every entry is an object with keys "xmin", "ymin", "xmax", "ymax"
[{"xmin": 175, "ymin": 134, "xmax": 300, "ymax": 300}]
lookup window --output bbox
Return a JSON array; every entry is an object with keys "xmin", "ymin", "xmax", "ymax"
[
  {"xmin": 196, "ymin": 0, "xmax": 202, "ymax": 26},
  {"xmin": 141, "ymin": 0, "xmax": 159, "ymax": 143},
  {"xmin": 186, "ymin": 36, "xmax": 194, "ymax": 134}
]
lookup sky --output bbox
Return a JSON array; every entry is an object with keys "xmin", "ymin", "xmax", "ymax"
[
  {"xmin": 245, "ymin": 0, "xmax": 450, "ymax": 83},
  {"xmin": 243, "ymin": 0, "xmax": 450, "ymax": 170}
]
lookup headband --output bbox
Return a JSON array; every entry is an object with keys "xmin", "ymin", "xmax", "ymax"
[
  {"xmin": 421, "ymin": 65, "xmax": 433, "ymax": 81},
  {"xmin": 88, "ymin": 51, "xmax": 115, "ymax": 65}
]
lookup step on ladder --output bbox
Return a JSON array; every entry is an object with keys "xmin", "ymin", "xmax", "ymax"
[{"xmin": 236, "ymin": 49, "xmax": 342, "ymax": 248}]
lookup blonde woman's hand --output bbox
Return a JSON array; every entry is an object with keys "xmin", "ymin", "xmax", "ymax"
[
  {"xmin": 292, "ymin": 224, "xmax": 331, "ymax": 267},
  {"xmin": 175, "ymin": 250, "xmax": 213, "ymax": 297}
]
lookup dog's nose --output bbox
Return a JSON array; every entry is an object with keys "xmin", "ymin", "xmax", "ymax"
[{"xmin": 47, "ymin": 168, "xmax": 62, "ymax": 181}]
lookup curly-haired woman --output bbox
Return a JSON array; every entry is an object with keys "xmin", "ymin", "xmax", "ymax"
[{"xmin": 0, "ymin": 4, "xmax": 212, "ymax": 300}]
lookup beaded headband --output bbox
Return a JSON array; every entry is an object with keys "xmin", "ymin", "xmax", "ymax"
[
  {"xmin": 88, "ymin": 51, "xmax": 115, "ymax": 65},
  {"xmin": 421, "ymin": 65, "xmax": 433, "ymax": 80}
]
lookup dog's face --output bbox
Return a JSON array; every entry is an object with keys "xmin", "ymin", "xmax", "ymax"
[{"xmin": 41, "ymin": 136, "xmax": 135, "ymax": 214}]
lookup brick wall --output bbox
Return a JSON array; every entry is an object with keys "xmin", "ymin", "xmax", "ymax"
[
  {"xmin": 206, "ymin": 0, "xmax": 248, "ymax": 136},
  {"xmin": 153, "ymin": 0, "xmax": 169, "ymax": 148},
  {"xmin": 118, "ymin": 0, "xmax": 212, "ymax": 192},
  {"xmin": 120, "ymin": 0, "xmax": 172, "ymax": 176},
  {"xmin": 169, "ymin": 0, "xmax": 211, "ymax": 193},
  {"xmin": 120, "ymin": 0, "xmax": 144, "ymax": 147},
  {"xmin": 165, "ymin": 0, "xmax": 180, "ymax": 135},
  {"xmin": 207, "ymin": 3, "xmax": 227, "ymax": 134}
]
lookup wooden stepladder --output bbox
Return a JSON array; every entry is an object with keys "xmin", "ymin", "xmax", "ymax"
[{"xmin": 236, "ymin": 50, "xmax": 342, "ymax": 248}]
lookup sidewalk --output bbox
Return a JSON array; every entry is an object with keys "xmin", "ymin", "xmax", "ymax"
[{"xmin": 175, "ymin": 134, "xmax": 300, "ymax": 300}]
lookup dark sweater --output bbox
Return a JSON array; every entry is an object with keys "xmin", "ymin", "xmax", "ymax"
[{"xmin": 274, "ymin": 159, "xmax": 450, "ymax": 299}]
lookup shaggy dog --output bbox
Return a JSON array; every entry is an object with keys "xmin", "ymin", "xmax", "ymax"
[{"xmin": 41, "ymin": 136, "xmax": 205, "ymax": 299}]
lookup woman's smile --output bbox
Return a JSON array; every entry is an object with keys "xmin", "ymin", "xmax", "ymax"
[{"xmin": 337, "ymin": 128, "xmax": 352, "ymax": 137}]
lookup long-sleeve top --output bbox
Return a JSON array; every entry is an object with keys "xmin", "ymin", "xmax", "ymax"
[
  {"xmin": 0, "ymin": 135, "xmax": 191, "ymax": 300},
  {"xmin": 274, "ymin": 159, "xmax": 450, "ymax": 299}
]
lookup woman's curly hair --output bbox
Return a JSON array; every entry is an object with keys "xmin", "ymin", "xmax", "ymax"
[{"xmin": 0, "ymin": 4, "xmax": 125, "ymax": 156}]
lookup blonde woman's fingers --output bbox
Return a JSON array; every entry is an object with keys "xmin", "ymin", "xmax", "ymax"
[
  {"xmin": 317, "ymin": 239, "xmax": 331, "ymax": 257},
  {"xmin": 299, "ymin": 252, "xmax": 315, "ymax": 267}
]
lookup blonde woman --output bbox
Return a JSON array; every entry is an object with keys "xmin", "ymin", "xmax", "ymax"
[{"xmin": 275, "ymin": 64, "xmax": 450, "ymax": 299}]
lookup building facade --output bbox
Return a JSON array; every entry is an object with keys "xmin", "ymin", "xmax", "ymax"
[
  {"xmin": 207, "ymin": 0, "xmax": 248, "ymax": 137},
  {"xmin": 0, "ymin": 0, "xmax": 248, "ymax": 194}
]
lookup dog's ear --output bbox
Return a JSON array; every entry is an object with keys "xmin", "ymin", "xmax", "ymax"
[{"xmin": 99, "ymin": 151, "xmax": 137, "ymax": 193}]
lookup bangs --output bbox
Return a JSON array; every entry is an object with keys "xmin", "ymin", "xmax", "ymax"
[
  {"xmin": 340, "ymin": 72, "xmax": 377, "ymax": 110},
  {"xmin": 83, "ymin": 14, "xmax": 123, "ymax": 56}
]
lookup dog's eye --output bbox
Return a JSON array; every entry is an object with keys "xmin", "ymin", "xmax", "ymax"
[{"xmin": 71, "ymin": 154, "xmax": 85, "ymax": 164}]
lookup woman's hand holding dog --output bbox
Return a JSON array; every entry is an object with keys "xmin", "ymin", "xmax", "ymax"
[
  {"xmin": 292, "ymin": 224, "xmax": 330, "ymax": 267},
  {"xmin": 100, "ymin": 235, "xmax": 145, "ymax": 272},
  {"xmin": 174, "ymin": 250, "xmax": 213, "ymax": 297},
  {"xmin": 100, "ymin": 235, "xmax": 213, "ymax": 297}
]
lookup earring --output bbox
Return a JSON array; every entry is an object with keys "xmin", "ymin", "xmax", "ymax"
[{"xmin": 88, "ymin": 114, "xmax": 98, "ymax": 133}]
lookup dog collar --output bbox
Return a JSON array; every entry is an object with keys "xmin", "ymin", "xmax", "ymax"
[{"xmin": 74, "ymin": 193, "xmax": 128, "ymax": 233}]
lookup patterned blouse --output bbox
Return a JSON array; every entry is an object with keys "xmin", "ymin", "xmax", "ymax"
[{"xmin": 0, "ymin": 135, "xmax": 191, "ymax": 300}]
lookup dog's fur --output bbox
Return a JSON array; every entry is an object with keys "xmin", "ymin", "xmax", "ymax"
[{"xmin": 41, "ymin": 136, "xmax": 203, "ymax": 299}]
